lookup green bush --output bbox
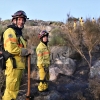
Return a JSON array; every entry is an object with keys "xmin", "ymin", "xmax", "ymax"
[
  {"xmin": 49, "ymin": 28, "xmax": 66, "ymax": 46},
  {"xmin": 0, "ymin": 25, "xmax": 5, "ymax": 35}
]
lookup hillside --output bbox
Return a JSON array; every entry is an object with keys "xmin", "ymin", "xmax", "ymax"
[{"xmin": 1, "ymin": 18, "xmax": 100, "ymax": 100}]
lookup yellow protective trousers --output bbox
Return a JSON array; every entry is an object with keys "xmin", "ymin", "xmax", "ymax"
[
  {"xmin": 2, "ymin": 69, "xmax": 24, "ymax": 100},
  {"xmin": 38, "ymin": 65, "xmax": 49, "ymax": 92}
]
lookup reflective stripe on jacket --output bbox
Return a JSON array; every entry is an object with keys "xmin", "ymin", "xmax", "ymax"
[
  {"xmin": 3, "ymin": 28, "xmax": 26, "ymax": 69},
  {"xmin": 36, "ymin": 41, "xmax": 50, "ymax": 67}
]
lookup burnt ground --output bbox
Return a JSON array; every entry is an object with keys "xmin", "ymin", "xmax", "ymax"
[
  {"xmin": 1, "ymin": 52, "xmax": 100, "ymax": 100},
  {"xmin": 17, "ymin": 57, "xmax": 100, "ymax": 100}
]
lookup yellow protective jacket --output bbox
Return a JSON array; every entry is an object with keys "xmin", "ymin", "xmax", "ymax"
[
  {"xmin": 36, "ymin": 41, "xmax": 50, "ymax": 67},
  {"xmin": 3, "ymin": 27, "xmax": 26, "ymax": 70}
]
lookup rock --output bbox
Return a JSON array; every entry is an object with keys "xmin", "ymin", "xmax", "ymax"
[
  {"xmin": 90, "ymin": 60, "xmax": 100, "ymax": 78},
  {"xmin": 50, "ymin": 46, "xmax": 81, "ymax": 63},
  {"xmin": 49, "ymin": 67, "xmax": 62, "ymax": 81},
  {"xmin": 55, "ymin": 58, "xmax": 63, "ymax": 64},
  {"xmin": 50, "ymin": 46, "xmax": 69, "ymax": 61},
  {"xmin": 49, "ymin": 58, "xmax": 76, "ymax": 81},
  {"xmin": 62, "ymin": 58, "xmax": 76, "ymax": 76}
]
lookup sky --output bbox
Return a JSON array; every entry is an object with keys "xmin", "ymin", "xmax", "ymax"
[{"xmin": 0, "ymin": 0, "xmax": 100, "ymax": 22}]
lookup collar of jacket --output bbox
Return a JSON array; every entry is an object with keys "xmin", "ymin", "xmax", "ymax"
[
  {"xmin": 7, "ymin": 24, "xmax": 22, "ymax": 36},
  {"xmin": 40, "ymin": 41, "xmax": 49, "ymax": 48},
  {"xmin": 40, "ymin": 41, "xmax": 48, "ymax": 47}
]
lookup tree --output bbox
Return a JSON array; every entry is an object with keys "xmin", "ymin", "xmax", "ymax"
[{"xmin": 62, "ymin": 18, "xmax": 100, "ymax": 69}]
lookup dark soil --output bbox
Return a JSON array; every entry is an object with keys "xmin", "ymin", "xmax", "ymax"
[
  {"xmin": 1, "ymin": 52, "xmax": 100, "ymax": 100},
  {"xmin": 17, "ymin": 58, "xmax": 100, "ymax": 100}
]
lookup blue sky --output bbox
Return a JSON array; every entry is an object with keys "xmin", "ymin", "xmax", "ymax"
[{"xmin": 0, "ymin": 0, "xmax": 100, "ymax": 22}]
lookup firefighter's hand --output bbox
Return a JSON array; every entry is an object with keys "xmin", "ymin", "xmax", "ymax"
[
  {"xmin": 27, "ymin": 48, "xmax": 34, "ymax": 55},
  {"xmin": 20, "ymin": 48, "xmax": 33, "ymax": 56}
]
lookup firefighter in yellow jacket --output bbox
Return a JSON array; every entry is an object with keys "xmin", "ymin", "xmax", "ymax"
[
  {"xmin": 79, "ymin": 17, "xmax": 84, "ymax": 30},
  {"xmin": 36, "ymin": 30, "xmax": 50, "ymax": 92},
  {"xmin": 73, "ymin": 20, "xmax": 77, "ymax": 30},
  {"xmin": 92, "ymin": 17, "xmax": 96, "ymax": 24},
  {"xmin": 2, "ymin": 10, "xmax": 32, "ymax": 100}
]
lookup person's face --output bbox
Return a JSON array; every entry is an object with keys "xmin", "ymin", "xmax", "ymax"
[
  {"xmin": 17, "ymin": 17, "xmax": 25, "ymax": 28},
  {"xmin": 13, "ymin": 17, "xmax": 25, "ymax": 28},
  {"xmin": 42, "ymin": 35, "xmax": 48, "ymax": 42}
]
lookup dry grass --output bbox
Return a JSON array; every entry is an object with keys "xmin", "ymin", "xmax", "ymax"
[{"xmin": 89, "ymin": 79, "xmax": 100, "ymax": 99}]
